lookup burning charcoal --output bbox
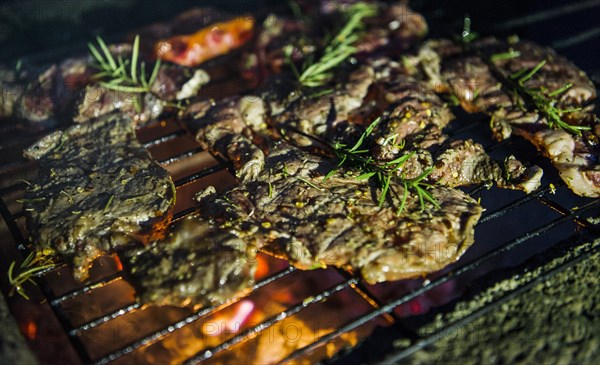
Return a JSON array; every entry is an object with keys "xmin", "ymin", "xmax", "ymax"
[{"xmin": 22, "ymin": 113, "xmax": 175, "ymax": 280}]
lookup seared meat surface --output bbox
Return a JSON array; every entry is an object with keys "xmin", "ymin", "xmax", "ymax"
[
  {"xmin": 123, "ymin": 217, "xmax": 256, "ymax": 307},
  {"xmin": 195, "ymin": 141, "xmax": 482, "ymax": 284},
  {"xmin": 74, "ymin": 85, "xmax": 164, "ymax": 125},
  {"xmin": 186, "ymin": 95, "xmax": 483, "ymax": 284},
  {"xmin": 418, "ymin": 37, "xmax": 599, "ymax": 197},
  {"xmin": 23, "ymin": 113, "xmax": 175, "ymax": 280}
]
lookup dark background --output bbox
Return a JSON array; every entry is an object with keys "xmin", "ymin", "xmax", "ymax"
[{"xmin": 1, "ymin": 0, "xmax": 599, "ymax": 76}]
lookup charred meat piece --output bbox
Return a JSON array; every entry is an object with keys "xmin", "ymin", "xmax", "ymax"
[
  {"xmin": 272, "ymin": 65, "xmax": 376, "ymax": 146},
  {"xmin": 196, "ymin": 141, "xmax": 482, "ymax": 284},
  {"xmin": 421, "ymin": 37, "xmax": 599, "ymax": 197},
  {"xmin": 74, "ymin": 85, "xmax": 164, "ymax": 125},
  {"xmin": 356, "ymin": 0, "xmax": 428, "ymax": 55},
  {"xmin": 0, "ymin": 65, "xmax": 24, "ymax": 119},
  {"xmin": 149, "ymin": 65, "xmax": 210, "ymax": 101},
  {"xmin": 187, "ymin": 97, "xmax": 481, "ymax": 284},
  {"xmin": 430, "ymin": 139, "xmax": 543, "ymax": 193},
  {"xmin": 187, "ymin": 96, "xmax": 267, "ymax": 182},
  {"xmin": 122, "ymin": 217, "xmax": 256, "ymax": 307},
  {"xmin": 1, "ymin": 57, "xmax": 94, "ymax": 130},
  {"xmin": 23, "ymin": 113, "xmax": 175, "ymax": 280},
  {"xmin": 317, "ymin": 0, "xmax": 427, "ymax": 56},
  {"xmin": 347, "ymin": 58, "xmax": 542, "ymax": 192},
  {"xmin": 368, "ymin": 61, "xmax": 454, "ymax": 158}
]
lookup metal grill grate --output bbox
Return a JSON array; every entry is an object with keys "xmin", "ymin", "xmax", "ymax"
[{"xmin": 1, "ymin": 1, "xmax": 599, "ymax": 364}]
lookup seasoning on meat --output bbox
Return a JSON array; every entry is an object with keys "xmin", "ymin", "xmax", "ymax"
[
  {"xmin": 187, "ymin": 97, "xmax": 482, "ymax": 284},
  {"xmin": 195, "ymin": 140, "xmax": 482, "ymax": 284},
  {"xmin": 122, "ymin": 217, "xmax": 256, "ymax": 307},
  {"xmin": 22, "ymin": 113, "xmax": 175, "ymax": 280},
  {"xmin": 417, "ymin": 37, "xmax": 599, "ymax": 197}
]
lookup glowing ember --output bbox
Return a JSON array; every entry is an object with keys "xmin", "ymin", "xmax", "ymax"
[
  {"xmin": 203, "ymin": 300, "xmax": 255, "ymax": 337},
  {"xmin": 21, "ymin": 320, "xmax": 38, "ymax": 340}
]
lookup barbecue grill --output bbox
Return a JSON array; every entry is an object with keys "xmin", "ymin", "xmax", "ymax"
[{"xmin": 1, "ymin": 0, "xmax": 599, "ymax": 364}]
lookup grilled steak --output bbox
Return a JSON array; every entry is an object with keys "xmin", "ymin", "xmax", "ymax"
[
  {"xmin": 1, "ymin": 57, "xmax": 94, "ymax": 131},
  {"xmin": 122, "ymin": 216, "xmax": 256, "ymax": 307},
  {"xmin": 418, "ymin": 37, "xmax": 599, "ymax": 197},
  {"xmin": 23, "ymin": 113, "xmax": 175, "ymax": 280},
  {"xmin": 195, "ymin": 141, "xmax": 482, "ymax": 284},
  {"xmin": 271, "ymin": 65, "xmax": 376, "ymax": 147},
  {"xmin": 186, "ymin": 96, "xmax": 482, "ymax": 284}
]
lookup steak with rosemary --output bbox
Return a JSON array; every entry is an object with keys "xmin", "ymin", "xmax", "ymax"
[
  {"xmin": 417, "ymin": 37, "xmax": 599, "ymax": 197},
  {"xmin": 186, "ymin": 98, "xmax": 482, "ymax": 284},
  {"xmin": 23, "ymin": 113, "xmax": 175, "ymax": 280},
  {"xmin": 195, "ymin": 140, "xmax": 482, "ymax": 284},
  {"xmin": 122, "ymin": 216, "xmax": 256, "ymax": 307}
]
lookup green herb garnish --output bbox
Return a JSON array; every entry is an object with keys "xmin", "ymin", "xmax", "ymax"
[
  {"xmin": 104, "ymin": 194, "xmax": 114, "ymax": 212},
  {"xmin": 295, "ymin": 2, "xmax": 377, "ymax": 87},
  {"xmin": 461, "ymin": 16, "xmax": 478, "ymax": 44},
  {"xmin": 325, "ymin": 118, "xmax": 439, "ymax": 213},
  {"xmin": 459, "ymin": 19, "xmax": 590, "ymax": 137},
  {"xmin": 509, "ymin": 60, "xmax": 591, "ymax": 136},
  {"xmin": 88, "ymin": 35, "xmax": 161, "ymax": 93},
  {"xmin": 490, "ymin": 50, "xmax": 521, "ymax": 61},
  {"xmin": 8, "ymin": 250, "xmax": 57, "ymax": 300}
]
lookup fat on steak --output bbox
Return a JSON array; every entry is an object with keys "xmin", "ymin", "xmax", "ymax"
[{"xmin": 23, "ymin": 113, "xmax": 175, "ymax": 280}]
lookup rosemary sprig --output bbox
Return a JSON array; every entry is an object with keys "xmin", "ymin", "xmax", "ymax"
[
  {"xmin": 88, "ymin": 35, "xmax": 161, "ymax": 93},
  {"xmin": 459, "ymin": 18, "xmax": 590, "ymax": 137},
  {"xmin": 509, "ymin": 60, "xmax": 591, "ymax": 136},
  {"xmin": 325, "ymin": 118, "xmax": 438, "ymax": 213},
  {"xmin": 296, "ymin": 2, "xmax": 377, "ymax": 87},
  {"xmin": 461, "ymin": 16, "xmax": 478, "ymax": 44},
  {"xmin": 8, "ymin": 249, "xmax": 57, "ymax": 300}
]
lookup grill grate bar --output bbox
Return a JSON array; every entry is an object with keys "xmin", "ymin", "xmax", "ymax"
[
  {"xmin": 10, "ymin": 210, "xmax": 26, "ymax": 220},
  {"xmin": 0, "ymin": 197, "xmax": 26, "ymax": 244},
  {"xmin": 377, "ymin": 236, "xmax": 600, "ymax": 364},
  {"xmin": 174, "ymin": 162, "xmax": 231, "ymax": 188},
  {"xmin": 0, "ymin": 182, "xmax": 26, "ymax": 196},
  {"xmin": 477, "ymin": 184, "xmax": 556, "ymax": 225},
  {"xmin": 158, "ymin": 147, "xmax": 204, "ymax": 165},
  {"xmin": 538, "ymin": 196, "xmax": 598, "ymax": 230},
  {"xmin": 69, "ymin": 303, "xmax": 142, "ymax": 336},
  {"xmin": 90, "ymin": 266, "xmax": 297, "ymax": 365},
  {"xmin": 552, "ymin": 26, "xmax": 600, "ymax": 49},
  {"xmin": 493, "ymin": 0, "xmax": 600, "ymax": 30},
  {"xmin": 173, "ymin": 207, "xmax": 198, "ymax": 221},
  {"xmin": 50, "ymin": 273, "xmax": 124, "ymax": 306},
  {"xmin": 279, "ymin": 199, "xmax": 599, "ymax": 363},
  {"xmin": 183, "ymin": 278, "xmax": 360, "ymax": 365},
  {"xmin": 142, "ymin": 130, "xmax": 186, "ymax": 148}
]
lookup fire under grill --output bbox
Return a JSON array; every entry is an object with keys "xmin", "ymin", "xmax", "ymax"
[{"xmin": 1, "ymin": 0, "xmax": 600, "ymax": 364}]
